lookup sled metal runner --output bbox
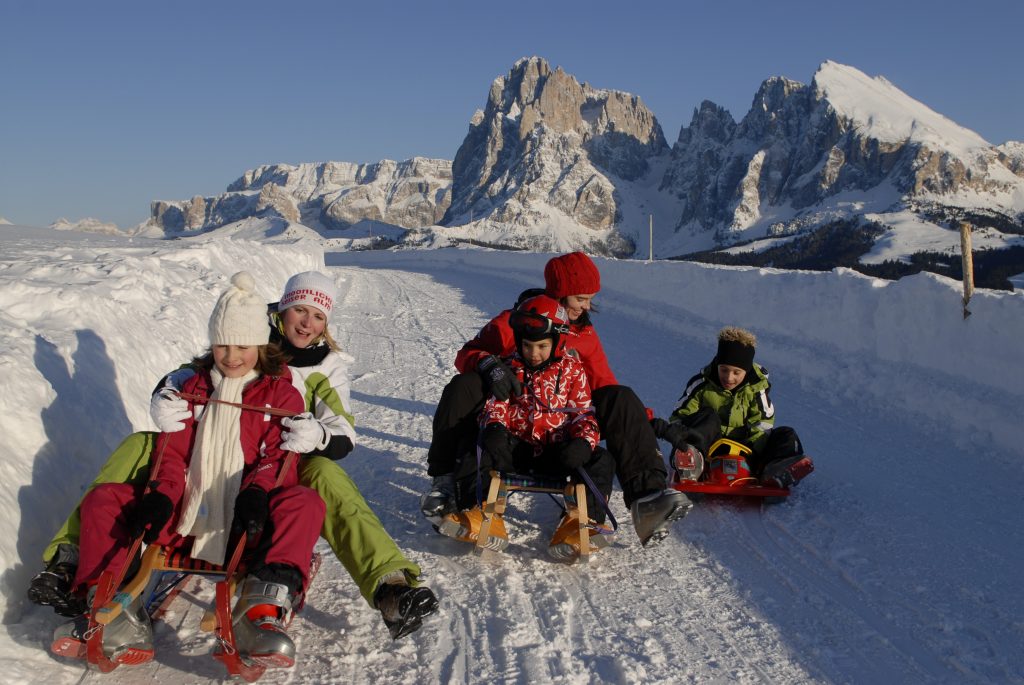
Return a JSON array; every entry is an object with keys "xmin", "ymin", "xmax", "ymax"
[
  {"xmin": 58, "ymin": 540, "xmax": 322, "ymax": 681},
  {"xmin": 52, "ymin": 450, "xmax": 305, "ymax": 681},
  {"xmin": 478, "ymin": 470, "xmax": 612, "ymax": 562},
  {"xmin": 74, "ymin": 541, "xmax": 266, "ymax": 680},
  {"xmin": 669, "ymin": 438, "xmax": 791, "ymax": 499}
]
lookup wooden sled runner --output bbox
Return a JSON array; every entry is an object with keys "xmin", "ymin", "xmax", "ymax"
[{"xmin": 477, "ymin": 469, "xmax": 608, "ymax": 562}]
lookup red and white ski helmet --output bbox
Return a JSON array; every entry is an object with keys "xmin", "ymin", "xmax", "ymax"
[{"xmin": 510, "ymin": 294, "xmax": 570, "ymax": 360}]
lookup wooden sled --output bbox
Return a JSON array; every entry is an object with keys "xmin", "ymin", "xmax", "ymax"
[
  {"xmin": 478, "ymin": 470, "xmax": 606, "ymax": 562},
  {"xmin": 52, "ymin": 539, "xmax": 320, "ymax": 682}
]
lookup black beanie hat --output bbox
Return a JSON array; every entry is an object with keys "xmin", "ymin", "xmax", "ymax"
[{"xmin": 716, "ymin": 338, "xmax": 755, "ymax": 373}]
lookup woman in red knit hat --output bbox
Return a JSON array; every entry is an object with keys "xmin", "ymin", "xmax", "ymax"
[{"xmin": 421, "ymin": 252, "xmax": 695, "ymax": 547}]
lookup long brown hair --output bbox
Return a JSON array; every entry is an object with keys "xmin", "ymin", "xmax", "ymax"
[{"xmin": 192, "ymin": 342, "xmax": 288, "ymax": 377}]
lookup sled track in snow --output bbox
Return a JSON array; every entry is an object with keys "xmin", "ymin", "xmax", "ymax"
[{"xmin": 734, "ymin": 505, "xmax": 987, "ymax": 684}]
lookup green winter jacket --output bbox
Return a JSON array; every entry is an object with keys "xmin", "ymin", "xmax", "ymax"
[{"xmin": 671, "ymin": 362, "xmax": 775, "ymax": 454}]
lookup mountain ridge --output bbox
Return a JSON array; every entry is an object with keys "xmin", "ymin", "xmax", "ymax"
[{"xmin": 140, "ymin": 57, "xmax": 1023, "ymax": 280}]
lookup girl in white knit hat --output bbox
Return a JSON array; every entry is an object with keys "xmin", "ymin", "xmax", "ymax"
[{"xmin": 52, "ymin": 272, "xmax": 324, "ymax": 670}]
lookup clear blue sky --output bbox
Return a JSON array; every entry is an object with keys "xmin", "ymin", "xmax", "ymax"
[{"xmin": 2, "ymin": 0, "xmax": 1021, "ymax": 228}]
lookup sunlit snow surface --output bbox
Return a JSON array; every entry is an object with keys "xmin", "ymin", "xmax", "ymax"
[{"xmin": 0, "ymin": 224, "xmax": 1021, "ymax": 683}]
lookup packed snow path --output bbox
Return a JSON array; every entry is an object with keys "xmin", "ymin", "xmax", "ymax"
[{"xmin": 1, "ymin": 239, "xmax": 1021, "ymax": 684}]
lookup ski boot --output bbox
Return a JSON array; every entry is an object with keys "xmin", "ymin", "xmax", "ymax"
[
  {"xmin": 671, "ymin": 444, "xmax": 705, "ymax": 482},
  {"xmin": 420, "ymin": 474, "xmax": 457, "ymax": 525},
  {"xmin": 51, "ymin": 592, "xmax": 153, "ymax": 665},
  {"xmin": 630, "ymin": 489, "xmax": 693, "ymax": 548},
  {"xmin": 374, "ymin": 575, "xmax": 440, "ymax": 640},
  {"xmin": 437, "ymin": 507, "xmax": 508, "ymax": 551},
  {"xmin": 232, "ymin": 577, "xmax": 297, "ymax": 668},
  {"xmin": 761, "ymin": 455, "xmax": 814, "ymax": 489},
  {"xmin": 548, "ymin": 511, "xmax": 614, "ymax": 563},
  {"xmin": 28, "ymin": 544, "xmax": 86, "ymax": 617}
]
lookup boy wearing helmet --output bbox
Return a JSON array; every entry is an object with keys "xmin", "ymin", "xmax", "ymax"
[{"xmin": 437, "ymin": 295, "xmax": 615, "ymax": 561}]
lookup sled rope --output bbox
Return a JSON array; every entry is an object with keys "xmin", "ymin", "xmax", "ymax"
[{"xmin": 176, "ymin": 391, "xmax": 301, "ymax": 418}]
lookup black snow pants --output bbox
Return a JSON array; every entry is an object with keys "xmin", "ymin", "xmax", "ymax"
[
  {"xmin": 748, "ymin": 426, "xmax": 804, "ymax": 476},
  {"xmin": 452, "ymin": 434, "xmax": 615, "ymax": 523}
]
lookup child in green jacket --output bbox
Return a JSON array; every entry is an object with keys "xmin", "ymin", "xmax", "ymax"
[{"xmin": 663, "ymin": 327, "xmax": 813, "ymax": 487}]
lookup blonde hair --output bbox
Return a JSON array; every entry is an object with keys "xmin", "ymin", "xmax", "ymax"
[
  {"xmin": 718, "ymin": 326, "xmax": 757, "ymax": 348},
  {"xmin": 320, "ymin": 327, "xmax": 341, "ymax": 352}
]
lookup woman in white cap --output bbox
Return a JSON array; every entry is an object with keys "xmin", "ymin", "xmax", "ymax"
[{"xmin": 31, "ymin": 271, "xmax": 438, "ymax": 642}]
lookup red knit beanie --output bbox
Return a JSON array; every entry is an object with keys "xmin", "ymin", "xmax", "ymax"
[{"xmin": 543, "ymin": 252, "xmax": 601, "ymax": 299}]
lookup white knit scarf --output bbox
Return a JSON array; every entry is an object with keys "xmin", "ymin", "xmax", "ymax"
[{"xmin": 176, "ymin": 367, "xmax": 258, "ymax": 564}]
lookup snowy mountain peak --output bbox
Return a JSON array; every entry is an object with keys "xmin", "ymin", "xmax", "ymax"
[
  {"xmin": 49, "ymin": 217, "xmax": 124, "ymax": 235},
  {"xmin": 439, "ymin": 56, "xmax": 667, "ymax": 254},
  {"xmin": 150, "ymin": 157, "xmax": 452, "ymax": 234},
  {"xmin": 812, "ymin": 61, "xmax": 990, "ymax": 154}
]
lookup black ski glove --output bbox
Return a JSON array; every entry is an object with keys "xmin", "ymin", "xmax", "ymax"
[
  {"xmin": 477, "ymin": 355, "xmax": 523, "ymax": 401},
  {"xmin": 651, "ymin": 417, "xmax": 692, "ymax": 451},
  {"xmin": 233, "ymin": 487, "xmax": 270, "ymax": 538},
  {"xmin": 481, "ymin": 423, "xmax": 514, "ymax": 467},
  {"xmin": 558, "ymin": 438, "xmax": 593, "ymax": 470},
  {"xmin": 126, "ymin": 491, "xmax": 174, "ymax": 543}
]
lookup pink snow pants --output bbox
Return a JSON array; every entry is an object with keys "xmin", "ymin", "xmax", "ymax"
[{"xmin": 74, "ymin": 482, "xmax": 325, "ymax": 593}]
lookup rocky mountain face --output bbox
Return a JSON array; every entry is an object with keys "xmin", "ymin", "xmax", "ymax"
[
  {"xmin": 443, "ymin": 57, "xmax": 667, "ymax": 244},
  {"xmin": 660, "ymin": 61, "xmax": 1024, "ymax": 246},
  {"xmin": 146, "ymin": 58, "xmax": 1021, "ymax": 276},
  {"xmin": 151, "ymin": 158, "xmax": 452, "ymax": 233}
]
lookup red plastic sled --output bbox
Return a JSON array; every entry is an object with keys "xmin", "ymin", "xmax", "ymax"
[{"xmin": 670, "ymin": 438, "xmax": 790, "ymax": 499}]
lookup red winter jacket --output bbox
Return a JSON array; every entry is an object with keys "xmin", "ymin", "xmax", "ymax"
[
  {"xmin": 151, "ymin": 367, "xmax": 306, "ymax": 504},
  {"xmin": 482, "ymin": 353, "xmax": 600, "ymax": 454},
  {"xmin": 455, "ymin": 309, "xmax": 618, "ymax": 390}
]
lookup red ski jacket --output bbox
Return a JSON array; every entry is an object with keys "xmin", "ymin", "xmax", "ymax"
[
  {"xmin": 151, "ymin": 368, "xmax": 306, "ymax": 503},
  {"xmin": 482, "ymin": 353, "xmax": 600, "ymax": 453},
  {"xmin": 455, "ymin": 309, "xmax": 618, "ymax": 390}
]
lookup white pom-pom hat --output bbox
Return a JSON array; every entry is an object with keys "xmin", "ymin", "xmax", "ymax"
[
  {"xmin": 278, "ymin": 271, "xmax": 337, "ymax": 321},
  {"xmin": 208, "ymin": 272, "xmax": 270, "ymax": 346}
]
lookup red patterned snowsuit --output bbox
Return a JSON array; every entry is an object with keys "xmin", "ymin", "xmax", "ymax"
[
  {"xmin": 74, "ymin": 368, "xmax": 325, "ymax": 593},
  {"xmin": 481, "ymin": 354, "xmax": 600, "ymax": 453}
]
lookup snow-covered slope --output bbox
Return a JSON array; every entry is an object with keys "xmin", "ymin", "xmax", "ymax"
[
  {"xmin": 814, "ymin": 61, "xmax": 991, "ymax": 155},
  {"xmin": 1, "ymin": 230, "xmax": 1022, "ymax": 683}
]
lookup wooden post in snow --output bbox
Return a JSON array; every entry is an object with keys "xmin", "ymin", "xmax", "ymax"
[
  {"xmin": 648, "ymin": 214, "xmax": 653, "ymax": 263},
  {"xmin": 959, "ymin": 221, "xmax": 974, "ymax": 319}
]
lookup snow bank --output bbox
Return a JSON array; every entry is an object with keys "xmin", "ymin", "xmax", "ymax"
[
  {"xmin": 339, "ymin": 249, "xmax": 1024, "ymax": 453},
  {"xmin": 0, "ymin": 233, "xmax": 321, "ymax": 621}
]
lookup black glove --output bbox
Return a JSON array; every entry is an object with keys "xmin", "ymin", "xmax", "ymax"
[
  {"xmin": 233, "ymin": 487, "xmax": 270, "ymax": 538},
  {"xmin": 327, "ymin": 435, "xmax": 354, "ymax": 461},
  {"xmin": 477, "ymin": 355, "xmax": 523, "ymax": 401},
  {"xmin": 126, "ymin": 491, "xmax": 174, "ymax": 543},
  {"xmin": 651, "ymin": 417, "xmax": 692, "ymax": 451},
  {"xmin": 558, "ymin": 438, "xmax": 592, "ymax": 470},
  {"xmin": 481, "ymin": 423, "xmax": 514, "ymax": 466}
]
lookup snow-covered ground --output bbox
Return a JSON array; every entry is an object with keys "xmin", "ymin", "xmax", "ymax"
[{"xmin": 0, "ymin": 225, "xmax": 1022, "ymax": 683}]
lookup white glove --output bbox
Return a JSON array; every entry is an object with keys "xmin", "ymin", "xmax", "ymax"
[
  {"xmin": 280, "ymin": 412, "xmax": 329, "ymax": 454},
  {"xmin": 149, "ymin": 387, "xmax": 191, "ymax": 433}
]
